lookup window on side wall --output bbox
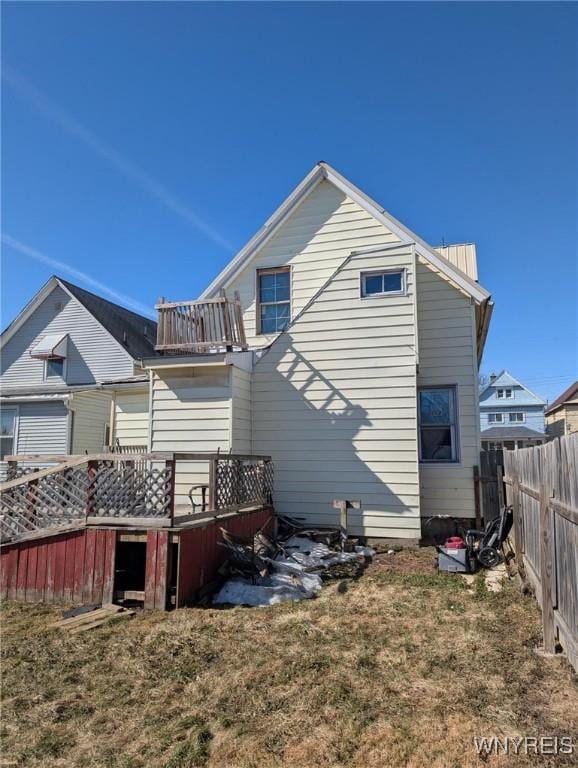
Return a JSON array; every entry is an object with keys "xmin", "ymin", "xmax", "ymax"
[
  {"xmin": 44, "ymin": 358, "xmax": 65, "ymax": 380},
  {"xmin": 257, "ymin": 267, "xmax": 290, "ymax": 334},
  {"xmin": 0, "ymin": 408, "xmax": 17, "ymax": 460},
  {"xmin": 418, "ymin": 386, "xmax": 459, "ymax": 463},
  {"xmin": 360, "ymin": 269, "xmax": 405, "ymax": 298},
  {"xmin": 488, "ymin": 413, "xmax": 504, "ymax": 423}
]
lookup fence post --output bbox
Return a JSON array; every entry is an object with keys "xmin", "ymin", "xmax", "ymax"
[
  {"xmin": 511, "ymin": 470, "xmax": 524, "ymax": 564},
  {"xmin": 166, "ymin": 457, "xmax": 176, "ymax": 526},
  {"xmin": 208, "ymin": 458, "xmax": 217, "ymax": 511},
  {"xmin": 86, "ymin": 459, "xmax": 98, "ymax": 519},
  {"xmin": 539, "ymin": 482, "xmax": 556, "ymax": 653},
  {"xmin": 496, "ymin": 464, "xmax": 505, "ymax": 512},
  {"xmin": 473, "ymin": 465, "xmax": 481, "ymax": 529}
]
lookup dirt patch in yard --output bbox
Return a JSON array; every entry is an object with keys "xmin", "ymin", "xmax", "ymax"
[
  {"xmin": 1, "ymin": 551, "xmax": 577, "ymax": 768},
  {"xmin": 366, "ymin": 546, "xmax": 438, "ymax": 576}
]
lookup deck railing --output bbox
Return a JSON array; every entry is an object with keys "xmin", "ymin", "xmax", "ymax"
[
  {"xmin": 0, "ymin": 452, "xmax": 273, "ymax": 543},
  {"xmin": 155, "ymin": 293, "xmax": 248, "ymax": 353}
]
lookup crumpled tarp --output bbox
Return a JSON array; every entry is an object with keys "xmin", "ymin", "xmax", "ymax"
[{"xmin": 213, "ymin": 535, "xmax": 375, "ymax": 607}]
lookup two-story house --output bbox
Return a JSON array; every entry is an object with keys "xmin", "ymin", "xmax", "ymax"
[
  {"xmin": 140, "ymin": 162, "xmax": 493, "ymax": 540},
  {"xmin": 479, "ymin": 370, "xmax": 546, "ymax": 450},
  {"xmin": 0, "ymin": 276, "xmax": 156, "ymax": 474}
]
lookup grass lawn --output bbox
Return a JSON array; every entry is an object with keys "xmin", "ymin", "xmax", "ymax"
[{"xmin": 1, "ymin": 549, "xmax": 576, "ymax": 767}]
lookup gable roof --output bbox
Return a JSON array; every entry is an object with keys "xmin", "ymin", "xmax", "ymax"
[
  {"xmin": 1, "ymin": 276, "xmax": 157, "ymax": 361},
  {"xmin": 545, "ymin": 380, "xmax": 578, "ymax": 415},
  {"xmin": 200, "ymin": 161, "xmax": 491, "ymax": 305},
  {"xmin": 479, "ymin": 369, "xmax": 546, "ymax": 405}
]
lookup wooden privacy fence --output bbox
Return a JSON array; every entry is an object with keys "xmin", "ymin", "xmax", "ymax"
[
  {"xmin": 503, "ymin": 434, "xmax": 578, "ymax": 671},
  {"xmin": 475, "ymin": 449, "xmax": 505, "ymax": 523},
  {"xmin": 1, "ymin": 452, "xmax": 274, "ymax": 544}
]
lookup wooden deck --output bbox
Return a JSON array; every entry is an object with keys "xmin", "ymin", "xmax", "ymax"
[{"xmin": 0, "ymin": 451, "xmax": 274, "ymax": 610}]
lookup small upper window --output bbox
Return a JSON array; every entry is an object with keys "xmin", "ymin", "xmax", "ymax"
[
  {"xmin": 488, "ymin": 413, "xmax": 504, "ymax": 423},
  {"xmin": 257, "ymin": 267, "xmax": 290, "ymax": 334},
  {"xmin": 509, "ymin": 412, "xmax": 524, "ymax": 423},
  {"xmin": 45, "ymin": 358, "xmax": 64, "ymax": 379},
  {"xmin": 361, "ymin": 269, "xmax": 405, "ymax": 297},
  {"xmin": 497, "ymin": 388, "xmax": 513, "ymax": 399}
]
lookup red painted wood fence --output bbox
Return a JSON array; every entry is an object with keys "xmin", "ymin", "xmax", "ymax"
[
  {"xmin": 176, "ymin": 507, "xmax": 273, "ymax": 607},
  {"xmin": 1, "ymin": 506, "xmax": 274, "ymax": 610},
  {"xmin": 0, "ymin": 529, "xmax": 116, "ymax": 605}
]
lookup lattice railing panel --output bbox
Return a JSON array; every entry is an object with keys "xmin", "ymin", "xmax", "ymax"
[
  {"xmin": 92, "ymin": 462, "xmax": 173, "ymax": 518},
  {"xmin": 0, "ymin": 467, "xmax": 88, "ymax": 541},
  {"xmin": 215, "ymin": 459, "xmax": 273, "ymax": 510}
]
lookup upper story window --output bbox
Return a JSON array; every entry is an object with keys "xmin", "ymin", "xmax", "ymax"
[
  {"xmin": 509, "ymin": 412, "xmax": 525, "ymax": 423},
  {"xmin": 257, "ymin": 267, "xmax": 290, "ymax": 334},
  {"xmin": 45, "ymin": 358, "xmax": 65, "ymax": 379},
  {"xmin": 488, "ymin": 413, "xmax": 504, "ymax": 423},
  {"xmin": 360, "ymin": 269, "xmax": 405, "ymax": 298},
  {"xmin": 497, "ymin": 388, "xmax": 513, "ymax": 399},
  {"xmin": 418, "ymin": 386, "xmax": 459, "ymax": 463}
]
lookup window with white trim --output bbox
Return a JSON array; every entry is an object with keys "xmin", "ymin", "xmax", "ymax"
[
  {"xmin": 497, "ymin": 388, "xmax": 513, "ymax": 399},
  {"xmin": 488, "ymin": 413, "xmax": 504, "ymax": 423},
  {"xmin": 257, "ymin": 267, "xmax": 290, "ymax": 334},
  {"xmin": 418, "ymin": 386, "xmax": 459, "ymax": 462},
  {"xmin": 509, "ymin": 412, "xmax": 525, "ymax": 423},
  {"xmin": 0, "ymin": 408, "xmax": 17, "ymax": 460},
  {"xmin": 45, "ymin": 358, "xmax": 65, "ymax": 379},
  {"xmin": 360, "ymin": 269, "xmax": 405, "ymax": 298}
]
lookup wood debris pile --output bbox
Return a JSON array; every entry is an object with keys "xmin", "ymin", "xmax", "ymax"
[{"xmin": 213, "ymin": 516, "xmax": 375, "ymax": 607}]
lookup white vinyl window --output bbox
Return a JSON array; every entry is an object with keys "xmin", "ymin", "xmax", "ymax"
[
  {"xmin": 44, "ymin": 358, "xmax": 65, "ymax": 379},
  {"xmin": 0, "ymin": 408, "xmax": 18, "ymax": 460},
  {"xmin": 257, "ymin": 267, "xmax": 291, "ymax": 334},
  {"xmin": 497, "ymin": 388, "xmax": 513, "ymax": 399},
  {"xmin": 488, "ymin": 413, "xmax": 504, "ymax": 423},
  {"xmin": 509, "ymin": 412, "xmax": 525, "ymax": 423},
  {"xmin": 360, "ymin": 269, "xmax": 406, "ymax": 298},
  {"xmin": 418, "ymin": 386, "xmax": 459, "ymax": 463}
]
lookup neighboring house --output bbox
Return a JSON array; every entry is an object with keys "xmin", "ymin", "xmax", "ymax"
[
  {"xmin": 142, "ymin": 162, "xmax": 493, "ymax": 539},
  {"xmin": 479, "ymin": 370, "xmax": 546, "ymax": 450},
  {"xmin": 0, "ymin": 276, "xmax": 156, "ymax": 473},
  {"xmin": 545, "ymin": 381, "xmax": 578, "ymax": 437}
]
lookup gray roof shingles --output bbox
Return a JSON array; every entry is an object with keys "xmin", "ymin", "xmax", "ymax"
[{"xmin": 60, "ymin": 278, "xmax": 157, "ymax": 360}]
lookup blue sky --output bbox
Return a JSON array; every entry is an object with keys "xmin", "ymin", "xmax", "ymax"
[{"xmin": 2, "ymin": 2, "xmax": 576, "ymax": 403}]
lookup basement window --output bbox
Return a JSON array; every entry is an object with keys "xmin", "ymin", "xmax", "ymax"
[
  {"xmin": 418, "ymin": 386, "xmax": 459, "ymax": 463},
  {"xmin": 257, "ymin": 267, "xmax": 291, "ymax": 334},
  {"xmin": 360, "ymin": 269, "xmax": 405, "ymax": 298}
]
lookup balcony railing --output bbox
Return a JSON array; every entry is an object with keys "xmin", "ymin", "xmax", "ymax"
[{"xmin": 155, "ymin": 293, "xmax": 248, "ymax": 353}]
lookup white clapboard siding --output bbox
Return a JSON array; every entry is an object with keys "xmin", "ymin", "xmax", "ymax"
[
  {"xmin": 150, "ymin": 367, "xmax": 231, "ymax": 508},
  {"xmin": 70, "ymin": 390, "xmax": 113, "ymax": 454},
  {"xmin": 252, "ymin": 244, "xmax": 421, "ymax": 538},
  {"xmin": 16, "ymin": 401, "xmax": 70, "ymax": 454},
  {"xmin": 113, "ymin": 389, "xmax": 150, "ymax": 447},
  {"xmin": 225, "ymin": 180, "xmax": 402, "ymax": 347},
  {"xmin": 0, "ymin": 285, "xmax": 135, "ymax": 387},
  {"xmin": 0, "ymin": 400, "xmax": 70, "ymax": 479},
  {"xmin": 416, "ymin": 258, "xmax": 480, "ymax": 519},
  {"xmin": 231, "ymin": 367, "xmax": 252, "ymax": 454}
]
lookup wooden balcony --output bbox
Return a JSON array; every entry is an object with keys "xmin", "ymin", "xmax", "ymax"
[{"xmin": 155, "ymin": 293, "xmax": 247, "ymax": 353}]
